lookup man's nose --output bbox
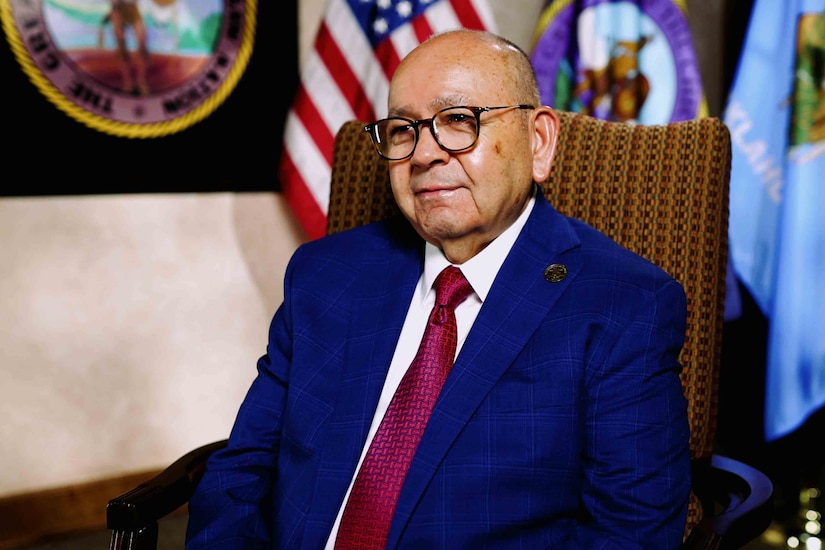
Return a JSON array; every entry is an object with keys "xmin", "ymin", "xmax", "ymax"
[{"xmin": 412, "ymin": 121, "xmax": 447, "ymax": 161}]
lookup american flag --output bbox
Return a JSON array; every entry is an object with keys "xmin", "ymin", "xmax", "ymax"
[{"xmin": 279, "ymin": 0, "xmax": 497, "ymax": 240}]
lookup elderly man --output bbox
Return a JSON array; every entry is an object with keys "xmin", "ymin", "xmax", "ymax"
[{"xmin": 186, "ymin": 29, "xmax": 690, "ymax": 549}]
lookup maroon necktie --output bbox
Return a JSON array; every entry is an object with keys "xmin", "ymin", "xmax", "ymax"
[{"xmin": 334, "ymin": 266, "xmax": 473, "ymax": 549}]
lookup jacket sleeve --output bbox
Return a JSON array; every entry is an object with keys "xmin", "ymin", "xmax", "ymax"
[{"xmin": 561, "ymin": 277, "xmax": 691, "ymax": 550}]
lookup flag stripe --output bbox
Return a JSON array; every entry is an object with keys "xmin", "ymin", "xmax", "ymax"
[
  {"xmin": 449, "ymin": 0, "xmax": 489, "ymax": 28},
  {"xmin": 291, "ymin": 86, "xmax": 337, "ymax": 166},
  {"xmin": 424, "ymin": 2, "xmax": 463, "ymax": 36},
  {"xmin": 280, "ymin": 0, "xmax": 497, "ymax": 240},
  {"xmin": 279, "ymin": 151, "xmax": 328, "ymax": 241},
  {"xmin": 411, "ymin": 12, "xmax": 435, "ymax": 44},
  {"xmin": 315, "ymin": 23, "xmax": 372, "ymax": 122},
  {"xmin": 374, "ymin": 39, "xmax": 404, "ymax": 84}
]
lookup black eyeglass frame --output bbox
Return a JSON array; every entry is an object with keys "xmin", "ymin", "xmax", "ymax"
[{"xmin": 363, "ymin": 104, "xmax": 535, "ymax": 160}]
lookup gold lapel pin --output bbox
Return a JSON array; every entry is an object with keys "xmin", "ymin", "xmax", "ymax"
[{"xmin": 544, "ymin": 264, "xmax": 568, "ymax": 283}]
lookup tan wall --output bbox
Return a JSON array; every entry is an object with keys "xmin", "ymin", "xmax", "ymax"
[
  {"xmin": 0, "ymin": 0, "xmax": 725, "ymax": 499},
  {"xmin": 0, "ymin": 193, "xmax": 304, "ymax": 496}
]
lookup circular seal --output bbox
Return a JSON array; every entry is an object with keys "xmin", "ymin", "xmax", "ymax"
[
  {"xmin": 1, "ymin": 0, "xmax": 256, "ymax": 138},
  {"xmin": 529, "ymin": 0, "xmax": 706, "ymax": 123}
]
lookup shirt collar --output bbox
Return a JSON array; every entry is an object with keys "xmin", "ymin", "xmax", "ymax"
[{"xmin": 422, "ymin": 188, "xmax": 537, "ymax": 302}]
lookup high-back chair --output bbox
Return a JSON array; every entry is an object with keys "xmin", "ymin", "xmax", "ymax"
[{"xmin": 107, "ymin": 111, "xmax": 773, "ymax": 549}]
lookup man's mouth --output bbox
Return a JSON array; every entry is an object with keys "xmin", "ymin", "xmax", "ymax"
[{"xmin": 415, "ymin": 185, "xmax": 461, "ymax": 198}]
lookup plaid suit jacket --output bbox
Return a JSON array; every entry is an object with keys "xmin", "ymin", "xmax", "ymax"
[{"xmin": 186, "ymin": 192, "xmax": 691, "ymax": 549}]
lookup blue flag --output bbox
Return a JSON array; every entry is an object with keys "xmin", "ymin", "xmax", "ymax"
[{"xmin": 724, "ymin": 0, "xmax": 825, "ymax": 441}]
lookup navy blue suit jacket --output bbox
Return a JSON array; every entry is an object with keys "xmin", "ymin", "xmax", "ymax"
[{"xmin": 187, "ymin": 192, "xmax": 691, "ymax": 549}]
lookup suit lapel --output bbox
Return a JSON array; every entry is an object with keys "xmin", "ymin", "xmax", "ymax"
[{"xmin": 388, "ymin": 196, "xmax": 584, "ymax": 546}]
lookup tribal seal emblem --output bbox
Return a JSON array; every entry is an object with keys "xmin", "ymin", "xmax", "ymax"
[{"xmin": 1, "ymin": 0, "xmax": 256, "ymax": 138}]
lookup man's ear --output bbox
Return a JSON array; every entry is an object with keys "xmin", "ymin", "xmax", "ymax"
[{"xmin": 531, "ymin": 106, "xmax": 560, "ymax": 184}]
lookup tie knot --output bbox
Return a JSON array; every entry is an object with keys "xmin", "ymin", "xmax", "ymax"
[{"xmin": 434, "ymin": 266, "xmax": 473, "ymax": 311}]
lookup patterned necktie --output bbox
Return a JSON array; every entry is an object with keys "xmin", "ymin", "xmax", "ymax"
[{"xmin": 334, "ymin": 266, "xmax": 473, "ymax": 549}]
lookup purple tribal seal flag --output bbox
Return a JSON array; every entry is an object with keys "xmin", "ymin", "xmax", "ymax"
[
  {"xmin": 529, "ymin": 0, "xmax": 706, "ymax": 124},
  {"xmin": 1, "ymin": 0, "xmax": 256, "ymax": 138}
]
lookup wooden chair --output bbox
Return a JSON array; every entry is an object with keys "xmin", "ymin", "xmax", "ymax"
[{"xmin": 107, "ymin": 111, "xmax": 773, "ymax": 549}]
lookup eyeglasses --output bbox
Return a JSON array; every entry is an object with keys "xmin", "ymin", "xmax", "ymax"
[{"xmin": 363, "ymin": 104, "xmax": 535, "ymax": 160}]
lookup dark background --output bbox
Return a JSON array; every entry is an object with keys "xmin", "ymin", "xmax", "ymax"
[{"xmin": 0, "ymin": 0, "xmax": 298, "ymax": 196}]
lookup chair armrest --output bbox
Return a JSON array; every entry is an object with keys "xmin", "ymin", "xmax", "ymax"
[
  {"xmin": 682, "ymin": 453, "xmax": 774, "ymax": 550},
  {"xmin": 106, "ymin": 439, "xmax": 228, "ymax": 531}
]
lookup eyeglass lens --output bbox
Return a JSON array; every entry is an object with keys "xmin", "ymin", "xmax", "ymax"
[{"xmin": 374, "ymin": 107, "xmax": 479, "ymax": 160}]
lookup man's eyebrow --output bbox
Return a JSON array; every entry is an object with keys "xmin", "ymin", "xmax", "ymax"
[
  {"xmin": 387, "ymin": 97, "xmax": 471, "ymax": 118},
  {"xmin": 432, "ymin": 96, "xmax": 469, "ymax": 110}
]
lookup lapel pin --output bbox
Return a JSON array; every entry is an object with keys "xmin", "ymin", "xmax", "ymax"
[{"xmin": 544, "ymin": 264, "xmax": 568, "ymax": 283}]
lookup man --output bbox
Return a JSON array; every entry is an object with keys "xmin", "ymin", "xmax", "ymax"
[{"xmin": 186, "ymin": 29, "xmax": 691, "ymax": 549}]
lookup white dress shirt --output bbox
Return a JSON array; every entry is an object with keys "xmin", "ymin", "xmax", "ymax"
[{"xmin": 324, "ymin": 192, "xmax": 536, "ymax": 547}]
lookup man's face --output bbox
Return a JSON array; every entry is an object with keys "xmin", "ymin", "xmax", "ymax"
[{"xmin": 386, "ymin": 35, "xmax": 538, "ymax": 263}]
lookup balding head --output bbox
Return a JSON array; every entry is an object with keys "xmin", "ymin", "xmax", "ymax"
[{"xmin": 393, "ymin": 29, "xmax": 541, "ymax": 110}]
